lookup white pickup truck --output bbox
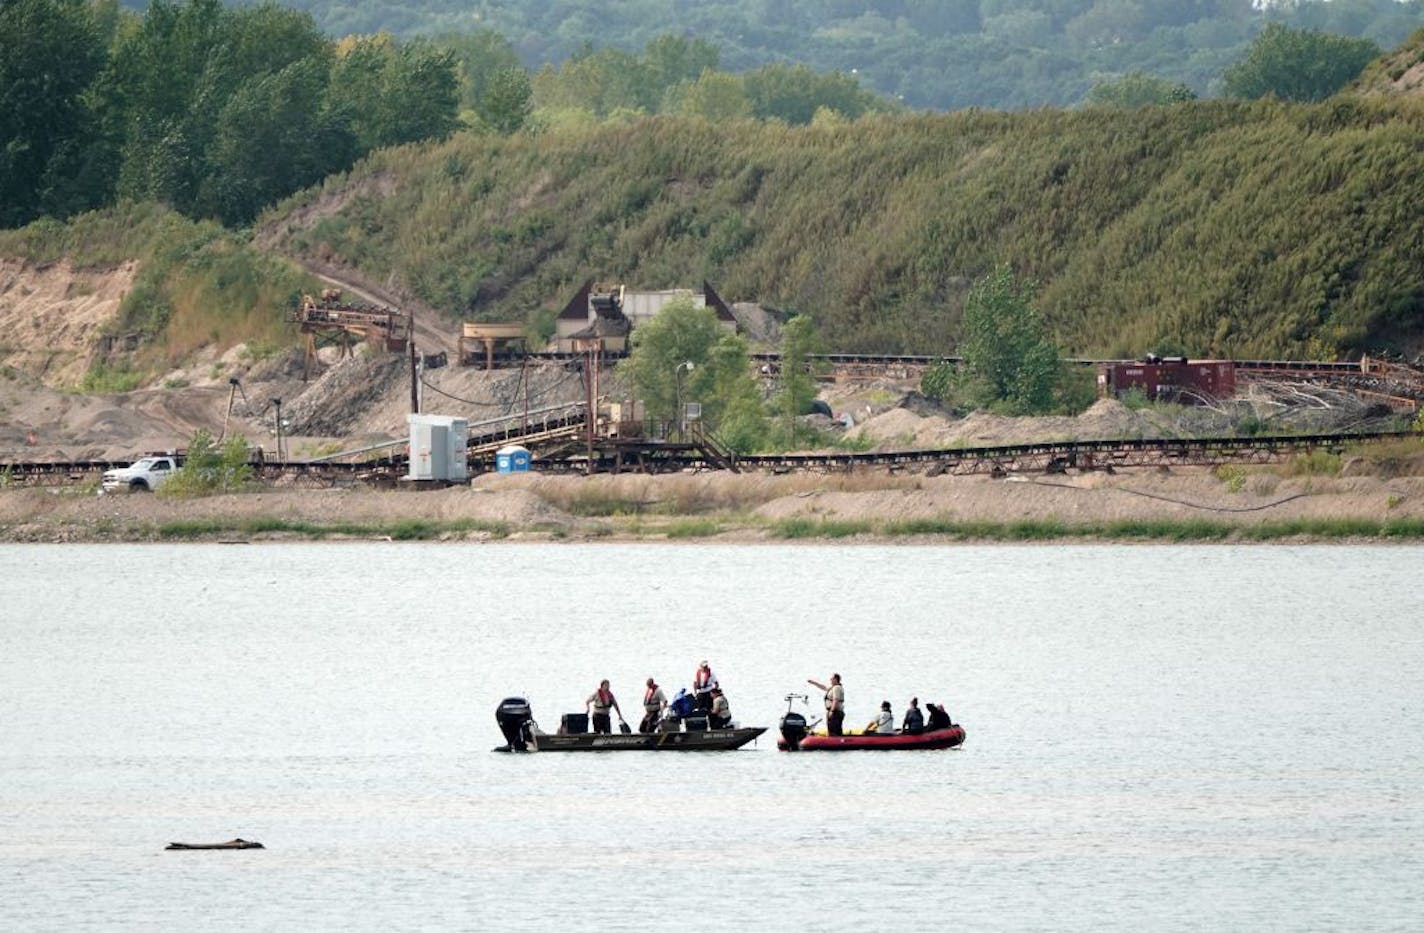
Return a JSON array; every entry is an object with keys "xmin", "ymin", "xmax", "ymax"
[{"xmin": 102, "ymin": 455, "xmax": 182, "ymax": 492}]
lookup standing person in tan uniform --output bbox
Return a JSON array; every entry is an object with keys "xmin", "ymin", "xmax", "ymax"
[
  {"xmin": 808, "ymin": 673, "xmax": 845, "ymax": 736},
  {"xmin": 708, "ymin": 687, "xmax": 732, "ymax": 729}
]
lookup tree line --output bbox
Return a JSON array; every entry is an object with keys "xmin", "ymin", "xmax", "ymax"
[
  {"xmin": 2, "ymin": 0, "xmax": 901, "ymax": 230},
  {"xmin": 3, "ymin": 0, "xmax": 462, "ymax": 229},
  {"xmin": 272, "ymin": 0, "xmax": 1423, "ymax": 109},
  {"xmin": 3, "ymin": 0, "xmax": 1397, "ymax": 232}
]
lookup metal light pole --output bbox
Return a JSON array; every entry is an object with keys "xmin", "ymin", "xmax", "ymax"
[
  {"xmin": 674, "ymin": 361, "xmax": 694, "ymax": 440},
  {"xmin": 272, "ymin": 397, "xmax": 283, "ymax": 462}
]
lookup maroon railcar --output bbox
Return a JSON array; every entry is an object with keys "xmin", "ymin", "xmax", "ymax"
[{"xmin": 1098, "ymin": 357, "xmax": 1236, "ymax": 403}]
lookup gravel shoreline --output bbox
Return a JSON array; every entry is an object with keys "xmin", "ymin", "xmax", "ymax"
[{"xmin": 6, "ymin": 467, "xmax": 1424, "ymax": 543}]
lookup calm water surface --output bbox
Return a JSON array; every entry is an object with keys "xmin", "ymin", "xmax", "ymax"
[{"xmin": 2, "ymin": 543, "xmax": 1422, "ymax": 931}]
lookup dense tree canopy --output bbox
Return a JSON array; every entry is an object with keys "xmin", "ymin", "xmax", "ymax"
[
  {"xmin": 0, "ymin": 0, "xmax": 109, "ymax": 226},
  {"xmin": 5, "ymin": 0, "xmax": 466, "ymax": 228},
  {"xmin": 262, "ymin": 0, "xmax": 1424, "ymax": 109}
]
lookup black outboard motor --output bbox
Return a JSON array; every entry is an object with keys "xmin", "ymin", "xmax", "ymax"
[
  {"xmin": 495, "ymin": 696, "xmax": 534, "ymax": 752},
  {"xmin": 779, "ymin": 710, "xmax": 808, "ymax": 751}
]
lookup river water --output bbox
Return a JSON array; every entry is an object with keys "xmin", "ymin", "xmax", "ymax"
[{"xmin": 2, "ymin": 542, "xmax": 1422, "ymax": 931}]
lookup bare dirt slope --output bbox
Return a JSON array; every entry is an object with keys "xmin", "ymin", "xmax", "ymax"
[
  {"xmin": 0, "ymin": 258, "xmax": 138, "ymax": 388},
  {"xmin": 0, "ymin": 257, "xmax": 588, "ymax": 461}
]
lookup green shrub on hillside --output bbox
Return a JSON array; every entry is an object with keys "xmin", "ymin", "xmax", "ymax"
[{"xmin": 161, "ymin": 430, "xmax": 254, "ymax": 497}]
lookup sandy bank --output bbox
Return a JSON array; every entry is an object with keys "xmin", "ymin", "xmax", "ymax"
[{"xmin": 5, "ymin": 467, "xmax": 1424, "ymax": 543}]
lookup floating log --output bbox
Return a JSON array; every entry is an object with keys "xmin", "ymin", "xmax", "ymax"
[{"xmin": 165, "ymin": 838, "xmax": 264, "ymax": 850}]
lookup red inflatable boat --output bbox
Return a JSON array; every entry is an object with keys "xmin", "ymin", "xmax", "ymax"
[{"xmin": 777, "ymin": 709, "xmax": 966, "ymax": 751}]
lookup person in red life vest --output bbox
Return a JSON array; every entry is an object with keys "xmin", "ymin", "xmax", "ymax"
[
  {"xmin": 808, "ymin": 673, "xmax": 845, "ymax": 736},
  {"xmin": 708, "ymin": 687, "xmax": 732, "ymax": 729},
  {"xmin": 692, "ymin": 660, "xmax": 719, "ymax": 713},
  {"xmin": 585, "ymin": 679, "xmax": 622, "ymax": 734},
  {"xmin": 639, "ymin": 677, "xmax": 668, "ymax": 733}
]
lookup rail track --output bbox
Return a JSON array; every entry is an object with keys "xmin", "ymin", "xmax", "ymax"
[
  {"xmin": 5, "ymin": 353, "xmax": 1419, "ymax": 488},
  {"xmin": 5, "ymin": 428, "xmax": 1413, "ymax": 487}
]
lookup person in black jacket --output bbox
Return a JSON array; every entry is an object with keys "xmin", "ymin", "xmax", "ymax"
[{"xmin": 925, "ymin": 702, "xmax": 951, "ymax": 731}]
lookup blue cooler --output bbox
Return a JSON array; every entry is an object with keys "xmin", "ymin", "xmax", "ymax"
[{"xmin": 670, "ymin": 689, "xmax": 696, "ymax": 719}]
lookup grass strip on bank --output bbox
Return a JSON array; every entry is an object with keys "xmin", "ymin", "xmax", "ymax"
[
  {"xmin": 774, "ymin": 516, "xmax": 1424, "ymax": 541},
  {"xmin": 155, "ymin": 517, "xmax": 511, "ymax": 540}
]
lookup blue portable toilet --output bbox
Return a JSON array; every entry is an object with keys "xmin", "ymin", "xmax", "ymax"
[{"xmin": 495, "ymin": 444, "xmax": 531, "ymax": 474}]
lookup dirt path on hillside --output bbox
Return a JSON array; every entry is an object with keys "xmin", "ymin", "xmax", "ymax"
[{"xmin": 296, "ymin": 258, "xmax": 460, "ymax": 361}]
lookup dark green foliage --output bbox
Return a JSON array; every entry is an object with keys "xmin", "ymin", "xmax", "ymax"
[
  {"xmin": 0, "ymin": 0, "xmax": 108, "ymax": 226},
  {"xmin": 481, "ymin": 66, "xmax": 534, "ymax": 134},
  {"xmin": 3, "ymin": 0, "xmax": 462, "ymax": 228},
  {"xmin": 770, "ymin": 316, "xmax": 819, "ymax": 446},
  {"xmin": 328, "ymin": 36, "xmax": 460, "ymax": 153},
  {"xmin": 960, "ymin": 266, "xmax": 1060, "ymax": 414},
  {"xmin": 741, "ymin": 64, "xmax": 886, "ymax": 124},
  {"xmin": 204, "ymin": 58, "xmax": 356, "ymax": 225},
  {"xmin": 1223, "ymin": 23, "xmax": 1381, "ymax": 102},
  {"xmin": 432, "ymin": 29, "xmax": 522, "ymax": 117},
  {"xmin": 920, "ymin": 362, "xmax": 961, "ymax": 403},
  {"xmin": 622, "ymin": 298, "xmax": 766, "ymax": 451},
  {"xmin": 1085, "ymin": 71, "xmax": 1197, "ymax": 108},
  {"xmin": 263, "ymin": 0, "xmax": 1424, "ymax": 111}
]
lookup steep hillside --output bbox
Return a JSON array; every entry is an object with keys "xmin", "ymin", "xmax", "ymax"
[
  {"xmin": 262, "ymin": 99, "xmax": 1424, "ymax": 361},
  {"xmin": 1355, "ymin": 28, "xmax": 1424, "ymax": 96}
]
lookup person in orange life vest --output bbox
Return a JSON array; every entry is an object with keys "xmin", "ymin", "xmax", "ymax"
[
  {"xmin": 639, "ymin": 677, "xmax": 668, "ymax": 733},
  {"xmin": 708, "ymin": 687, "xmax": 732, "ymax": 729},
  {"xmin": 692, "ymin": 660, "xmax": 718, "ymax": 713},
  {"xmin": 586, "ymin": 679, "xmax": 622, "ymax": 734}
]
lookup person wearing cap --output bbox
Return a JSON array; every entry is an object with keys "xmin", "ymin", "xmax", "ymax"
[
  {"xmin": 585, "ymin": 679, "xmax": 622, "ymax": 734},
  {"xmin": 692, "ymin": 660, "xmax": 719, "ymax": 713},
  {"xmin": 708, "ymin": 687, "xmax": 732, "ymax": 729},
  {"xmin": 902, "ymin": 697, "xmax": 924, "ymax": 735},
  {"xmin": 807, "ymin": 673, "xmax": 845, "ymax": 736},
  {"xmin": 870, "ymin": 700, "xmax": 894, "ymax": 735},
  {"xmin": 639, "ymin": 677, "xmax": 668, "ymax": 733}
]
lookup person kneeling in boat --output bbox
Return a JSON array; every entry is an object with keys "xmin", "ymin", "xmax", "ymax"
[
  {"xmin": 925, "ymin": 702, "xmax": 951, "ymax": 731},
  {"xmin": 708, "ymin": 687, "xmax": 732, "ymax": 729},
  {"xmin": 901, "ymin": 697, "xmax": 925, "ymax": 735},
  {"xmin": 867, "ymin": 700, "xmax": 894, "ymax": 735},
  {"xmin": 639, "ymin": 677, "xmax": 667, "ymax": 733},
  {"xmin": 586, "ymin": 679, "xmax": 622, "ymax": 734}
]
